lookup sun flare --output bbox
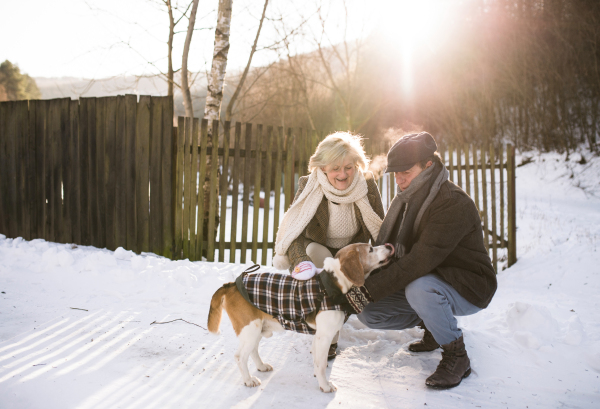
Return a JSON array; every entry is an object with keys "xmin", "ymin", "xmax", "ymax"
[{"xmin": 378, "ymin": 0, "xmax": 454, "ymax": 94}]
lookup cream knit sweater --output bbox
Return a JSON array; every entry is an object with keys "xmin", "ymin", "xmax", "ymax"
[{"xmin": 326, "ymin": 201, "xmax": 359, "ymax": 248}]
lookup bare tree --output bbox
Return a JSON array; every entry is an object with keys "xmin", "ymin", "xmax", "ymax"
[
  {"xmin": 225, "ymin": 0, "xmax": 269, "ymax": 122},
  {"xmin": 181, "ymin": 0, "xmax": 200, "ymax": 117}
]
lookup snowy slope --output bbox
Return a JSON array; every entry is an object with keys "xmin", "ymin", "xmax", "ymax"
[{"xmin": 0, "ymin": 149, "xmax": 599, "ymax": 409}]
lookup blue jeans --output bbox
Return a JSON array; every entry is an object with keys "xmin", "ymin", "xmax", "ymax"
[{"xmin": 357, "ymin": 274, "xmax": 481, "ymax": 345}]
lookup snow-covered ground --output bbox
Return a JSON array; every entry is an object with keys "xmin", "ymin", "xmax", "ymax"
[{"xmin": 1, "ymin": 148, "xmax": 599, "ymax": 408}]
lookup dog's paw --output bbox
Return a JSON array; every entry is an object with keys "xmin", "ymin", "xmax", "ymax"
[
  {"xmin": 320, "ymin": 381, "xmax": 337, "ymax": 393},
  {"xmin": 244, "ymin": 376, "xmax": 261, "ymax": 387},
  {"xmin": 257, "ymin": 363, "xmax": 273, "ymax": 372}
]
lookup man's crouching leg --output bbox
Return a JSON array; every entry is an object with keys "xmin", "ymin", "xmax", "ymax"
[{"xmin": 405, "ymin": 274, "xmax": 481, "ymax": 389}]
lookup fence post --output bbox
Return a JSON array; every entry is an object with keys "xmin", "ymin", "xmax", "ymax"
[
  {"xmin": 218, "ymin": 121, "xmax": 231, "ymax": 262},
  {"xmin": 196, "ymin": 119, "xmax": 209, "ymax": 259},
  {"xmin": 240, "ymin": 123, "xmax": 252, "ymax": 263},
  {"xmin": 206, "ymin": 120, "xmax": 220, "ymax": 262},
  {"xmin": 251, "ymin": 125, "xmax": 263, "ymax": 263},
  {"xmin": 507, "ymin": 144, "xmax": 517, "ymax": 267}
]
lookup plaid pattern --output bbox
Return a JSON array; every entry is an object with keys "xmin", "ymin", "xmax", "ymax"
[
  {"xmin": 242, "ymin": 272, "xmax": 342, "ymax": 335},
  {"xmin": 287, "ymin": 174, "xmax": 385, "ymax": 270}
]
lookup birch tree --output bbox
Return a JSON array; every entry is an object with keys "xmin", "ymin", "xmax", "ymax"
[
  {"xmin": 201, "ymin": 0, "xmax": 233, "ymax": 248},
  {"xmin": 204, "ymin": 0, "xmax": 233, "ymax": 121}
]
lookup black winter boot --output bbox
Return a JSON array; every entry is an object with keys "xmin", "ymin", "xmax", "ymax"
[
  {"xmin": 327, "ymin": 343, "xmax": 337, "ymax": 360},
  {"xmin": 425, "ymin": 335, "xmax": 471, "ymax": 389},
  {"xmin": 409, "ymin": 321, "xmax": 440, "ymax": 352}
]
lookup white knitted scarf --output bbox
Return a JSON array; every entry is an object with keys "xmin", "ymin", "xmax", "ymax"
[{"xmin": 273, "ymin": 169, "xmax": 383, "ymax": 270}]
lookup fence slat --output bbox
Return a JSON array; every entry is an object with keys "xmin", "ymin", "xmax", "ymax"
[
  {"xmin": 78, "ymin": 98, "xmax": 89, "ymax": 245},
  {"xmin": 182, "ymin": 117, "xmax": 193, "ymax": 259},
  {"xmin": 499, "ymin": 144, "xmax": 505, "ymax": 249},
  {"xmin": 16, "ymin": 101, "xmax": 29, "ymax": 239},
  {"xmin": 229, "ymin": 122, "xmax": 242, "ymax": 263},
  {"xmin": 273, "ymin": 127, "xmax": 283, "ymax": 244},
  {"xmin": 104, "ymin": 97, "xmax": 117, "ymax": 250},
  {"xmin": 489, "ymin": 144, "xmax": 498, "ymax": 272},
  {"xmin": 0, "ymin": 102, "xmax": 10, "ymax": 236},
  {"xmin": 464, "ymin": 144, "xmax": 471, "ymax": 198},
  {"xmin": 448, "ymin": 143, "xmax": 454, "ymax": 183},
  {"xmin": 114, "ymin": 96, "xmax": 126, "ymax": 249},
  {"xmin": 175, "ymin": 117, "xmax": 185, "ymax": 259},
  {"xmin": 218, "ymin": 121, "xmax": 231, "ymax": 262},
  {"xmin": 149, "ymin": 98, "xmax": 163, "ymax": 255},
  {"xmin": 206, "ymin": 120, "xmax": 220, "ymax": 262},
  {"xmin": 136, "ymin": 96, "xmax": 151, "ymax": 253},
  {"xmin": 456, "ymin": 144, "xmax": 462, "ymax": 188},
  {"xmin": 196, "ymin": 119, "xmax": 208, "ymax": 259},
  {"xmin": 50, "ymin": 99, "xmax": 64, "ymax": 243},
  {"xmin": 507, "ymin": 144, "xmax": 517, "ymax": 267},
  {"xmin": 25, "ymin": 101, "xmax": 38, "ymax": 239},
  {"xmin": 33, "ymin": 100, "xmax": 47, "ymax": 239},
  {"xmin": 125, "ymin": 95, "xmax": 137, "ymax": 252},
  {"xmin": 240, "ymin": 123, "xmax": 252, "ymax": 263},
  {"xmin": 284, "ymin": 128, "xmax": 294, "ymax": 211},
  {"xmin": 473, "ymin": 146, "xmax": 480, "ymax": 213},
  {"xmin": 84, "ymin": 98, "xmax": 98, "ymax": 246},
  {"xmin": 388, "ymin": 140, "xmax": 394, "ymax": 209},
  {"xmin": 251, "ymin": 125, "xmax": 263, "ymax": 263},
  {"xmin": 161, "ymin": 97, "xmax": 174, "ymax": 258},
  {"xmin": 95, "ymin": 98, "xmax": 107, "ymax": 248},
  {"xmin": 298, "ymin": 127, "xmax": 305, "ymax": 179},
  {"xmin": 69, "ymin": 100, "xmax": 80, "ymax": 244},
  {"xmin": 261, "ymin": 126, "xmax": 273, "ymax": 265},
  {"xmin": 188, "ymin": 118, "xmax": 200, "ymax": 261},
  {"xmin": 481, "ymin": 144, "xmax": 489, "ymax": 251}
]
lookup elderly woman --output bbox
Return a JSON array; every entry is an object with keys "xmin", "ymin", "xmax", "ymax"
[{"xmin": 273, "ymin": 132, "xmax": 385, "ymax": 357}]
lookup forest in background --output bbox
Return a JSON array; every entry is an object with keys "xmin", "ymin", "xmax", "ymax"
[
  {"xmin": 6, "ymin": 0, "xmax": 600, "ymax": 154},
  {"xmin": 227, "ymin": 0, "xmax": 600, "ymax": 154}
]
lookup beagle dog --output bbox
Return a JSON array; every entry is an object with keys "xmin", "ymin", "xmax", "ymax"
[{"xmin": 207, "ymin": 243, "xmax": 394, "ymax": 392}]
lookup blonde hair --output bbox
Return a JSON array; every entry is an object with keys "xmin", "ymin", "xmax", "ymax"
[{"xmin": 308, "ymin": 132, "xmax": 369, "ymax": 173}]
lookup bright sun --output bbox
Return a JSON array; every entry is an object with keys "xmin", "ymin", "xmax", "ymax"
[{"xmin": 377, "ymin": 0, "xmax": 453, "ymax": 94}]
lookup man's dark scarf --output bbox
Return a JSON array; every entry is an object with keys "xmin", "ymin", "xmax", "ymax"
[{"xmin": 376, "ymin": 162, "xmax": 449, "ymax": 257}]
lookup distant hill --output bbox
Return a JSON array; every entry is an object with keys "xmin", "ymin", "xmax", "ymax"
[{"xmin": 34, "ymin": 75, "xmax": 209, "ymax": 117}]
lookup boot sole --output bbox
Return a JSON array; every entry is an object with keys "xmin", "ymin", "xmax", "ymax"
[
  {"xmin": 408, "ymin": 346, "xmax": 439, "ymax": 352},
  {"xmin": 426, "ymin": 367, "xmax": 471, "ymax": 389}
]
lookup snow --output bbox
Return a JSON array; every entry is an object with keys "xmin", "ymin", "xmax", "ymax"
[{"xmin": 1, "ymin": 149, "xmax": 599, "ymax": 408}]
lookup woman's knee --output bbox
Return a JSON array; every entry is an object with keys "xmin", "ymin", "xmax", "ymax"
[{"xmin": 306, "ymin": 242, "xmax": 333, "ymax": 268}]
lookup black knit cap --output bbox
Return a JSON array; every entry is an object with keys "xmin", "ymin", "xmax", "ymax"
[{"xmin": 385, "ymin": 132, "xmax": 438, "ymax": 173}]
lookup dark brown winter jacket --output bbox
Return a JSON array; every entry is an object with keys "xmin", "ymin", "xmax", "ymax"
[{"xmin": 366, "ymin": 180, "xmax": 497, "ymax": 309}]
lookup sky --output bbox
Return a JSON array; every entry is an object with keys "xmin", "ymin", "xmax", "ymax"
[{"xmin": 1, "ymin": 0, "xmax": 456, "ymax": 80}]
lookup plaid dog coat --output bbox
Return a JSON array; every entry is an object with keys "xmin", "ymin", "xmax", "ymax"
[{"xmin": 236, "ymin": 271, "xmax": 343, "ymax": 335}]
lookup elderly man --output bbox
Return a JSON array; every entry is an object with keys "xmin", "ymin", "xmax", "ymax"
[{"xmin": 343, "ymin": 132, "xmax": 497, "ymax": 389}]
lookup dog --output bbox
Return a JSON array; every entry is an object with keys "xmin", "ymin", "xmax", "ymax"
[{"xmin": 207, "ymin": 243, "xmax": 394, "ymax": 392}]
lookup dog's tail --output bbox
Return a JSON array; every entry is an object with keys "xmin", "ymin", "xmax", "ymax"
[{"xmin": 207, "ymin": 284, "xmax": 230, "ymax": 334}]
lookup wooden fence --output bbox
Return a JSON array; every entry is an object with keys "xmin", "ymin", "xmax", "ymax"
[
  {"xmin": 0, "ymin": 96, "xmax": 175, "ymax": 257},
  {"xmin": 174, "ymin": 117, "xmax": 516, "ymax": 272},
  {"xmin": 0, "ymin": 98, "xmax": 515, "ymax": 272}
]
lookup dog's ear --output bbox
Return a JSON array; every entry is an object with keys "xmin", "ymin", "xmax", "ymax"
[{"xmin": 339, "ymin": 250, "xmax": 364, "ymax": 286}]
